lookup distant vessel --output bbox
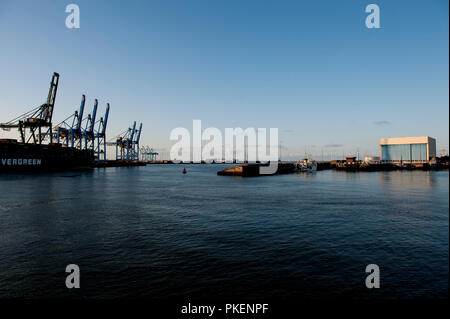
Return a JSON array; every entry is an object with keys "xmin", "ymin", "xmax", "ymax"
[
  {"xmin": 296, "ymin": 158, "xmax": 317, "ymax": 172},
  {"xmin": 0, "ymin": 73, "xmax": 94, "ymax": 173}
]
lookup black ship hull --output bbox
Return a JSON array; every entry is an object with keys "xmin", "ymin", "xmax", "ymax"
[{"xmin": 0, "ymin": 140, "xmax": 94, "ymax": 173}]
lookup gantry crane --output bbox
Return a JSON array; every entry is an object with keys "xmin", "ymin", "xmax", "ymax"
[
  {"xmin": 140, "ymin": 146, "xmax": 158, "ymax": 162},
  {"xmin": 83, "ymin": 99, "xmax": 98, "ymax": 150},
  {"xmin": 134, "ymin": 123, "xmax": 143, "ymax": 160},
  {"xmin": 52, "ymin": 96, "xmax": 110, "ymax": 160},
  {"xmin": 0, "ymin": 72, "xmax": 111, "ymax": 161},
  {"xmin": 0, "ymin": 72, "xmax": 59, "ymax": 144},
  {"xmin": 108, "ymin": 121, "xmax": 142, "ymax": 161},
  {"xmin": 94, "ymin": 103, "xmax": 110, "ymax": 161},
  {"xmin": 53, "ymin": 94, "xmax": 86, "ymax": 148}
]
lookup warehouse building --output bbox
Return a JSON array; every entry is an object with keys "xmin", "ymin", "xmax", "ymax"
[{"xmin": 379, "ymin": 136, "xmax": 436, "ymax": 163}]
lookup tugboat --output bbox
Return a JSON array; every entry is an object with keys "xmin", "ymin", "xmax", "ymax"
[
  {"xmin": 0, "ymin": 73, "xmax": 94, "ymax": 173},
  {"xmin": 295, "ymin": 158, "xmax": 318, "ymax": 172}
]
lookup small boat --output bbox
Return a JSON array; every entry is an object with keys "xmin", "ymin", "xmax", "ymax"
[
  {"xmin": 182, "ymin": 167, "xmax": 187, "ymax": 174},
  {"xmin": 295, "ymin": 158, "xmax": 317, "ymax": 172}
]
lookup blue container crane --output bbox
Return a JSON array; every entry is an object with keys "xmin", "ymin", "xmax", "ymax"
[
  {"xmin": 94, "ymin": 103, "xmax": 110, "ymax": 161},
  {"xmin": 84, "ymin": 99, "xmax": 98, "ymax": 149},
  {"xmin": 111, "ymin": 121, "xmax": 143, "ymax": 161},
  {"xmin": 73, "ymin": 94, "xmax": 85, "ymax": 147},
  {"xmin": 127, "ymin": 121, "xmax": 136, "ymax": 160},
  {"xmin": 52, "ymin": 94, "xmax": 85, "ymax": 148},
  {"xmin": 134, "ymin": 123, "xmax": 143, "ymax": 160}
]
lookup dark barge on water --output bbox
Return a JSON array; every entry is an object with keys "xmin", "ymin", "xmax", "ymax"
[{"xmin": 217, "ymin": 162, "xmax": 296, "ymax": 177}]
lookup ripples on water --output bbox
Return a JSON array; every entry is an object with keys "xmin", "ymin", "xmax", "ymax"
[{"xmin": 0, "ymin": 165, "xmax": 448, "ymax": 298}]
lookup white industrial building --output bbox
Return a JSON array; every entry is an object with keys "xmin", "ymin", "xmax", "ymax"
[{"xmin": 379, "ymin": 136, "xmax": 436, "ymax": 163}]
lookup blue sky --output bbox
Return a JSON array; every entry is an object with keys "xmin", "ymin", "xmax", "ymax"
[{"xmin": 0, "ymin": 0, "xmax": 448, "ymax": 159}]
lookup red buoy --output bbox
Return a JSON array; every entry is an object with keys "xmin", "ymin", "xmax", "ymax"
[{"xmin": 182, "ymin": 168, "xmax": 187, "ymax": 174}]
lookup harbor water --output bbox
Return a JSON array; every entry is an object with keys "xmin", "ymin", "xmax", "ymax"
[{"xmin": 0, "ymin": 165, "xmax": 448, "ymax": 298}]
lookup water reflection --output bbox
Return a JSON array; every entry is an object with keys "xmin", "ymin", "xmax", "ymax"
[{"xmin": 378, "ymin": 170, "xmax": 436, "ymax": 191}]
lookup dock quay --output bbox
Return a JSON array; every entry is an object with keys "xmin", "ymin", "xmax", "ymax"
[
  {"xmin": 217, "ymin": 163, "xmax": 296, "ymax": 177},
  {"xmin": 216, "ymin": 161, "xmax": 332, "ymax": 177},
  {"xmin": 334, "ymin": 162, "xmax": 448, "ymax": 171},
  {"xmin": 332, "ymin": 156, "xmax": 449, "ymax": 171},
  {"xmin": 217, "ymin": 158, "xmax": 449, "ymax": 177}
]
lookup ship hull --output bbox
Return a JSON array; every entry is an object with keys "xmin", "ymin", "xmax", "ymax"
[{"xmin": 0, "ymin": 141, "xmax": 94, "ymax": 173}]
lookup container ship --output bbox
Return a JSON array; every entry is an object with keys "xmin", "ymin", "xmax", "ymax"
[
  {"xmin": 0, "ymin": 73, "xmax": 95, "ymax": 173},
  {"xmin": 0, "ymin": 139, "xmax": 93, "ymax": 172}
]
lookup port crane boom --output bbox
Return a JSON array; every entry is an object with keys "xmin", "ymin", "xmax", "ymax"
[
  {"xmin": 84, "ymin": 99, "xmax": 98, "ymax": 149},
  {"xmin": 135, "ymin": 123, "xmax": 143, "ymax": 159},
  {"xmin": 0, "ymin": 72, "xmax": 59, "ymax": 144},
  {"xmin": 94, "ymin": 103, "xmax": 110, "ymax": 161}
]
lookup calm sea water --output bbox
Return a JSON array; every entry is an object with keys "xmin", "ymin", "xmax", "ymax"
[{"xmin": 0, "ymin": 165, "xmax": 448, "ymax": 299}]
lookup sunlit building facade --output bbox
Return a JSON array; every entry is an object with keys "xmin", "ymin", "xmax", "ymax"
[{"xmin": 379, "ymin": 136, "xmax": 436, "ymax": 163}]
